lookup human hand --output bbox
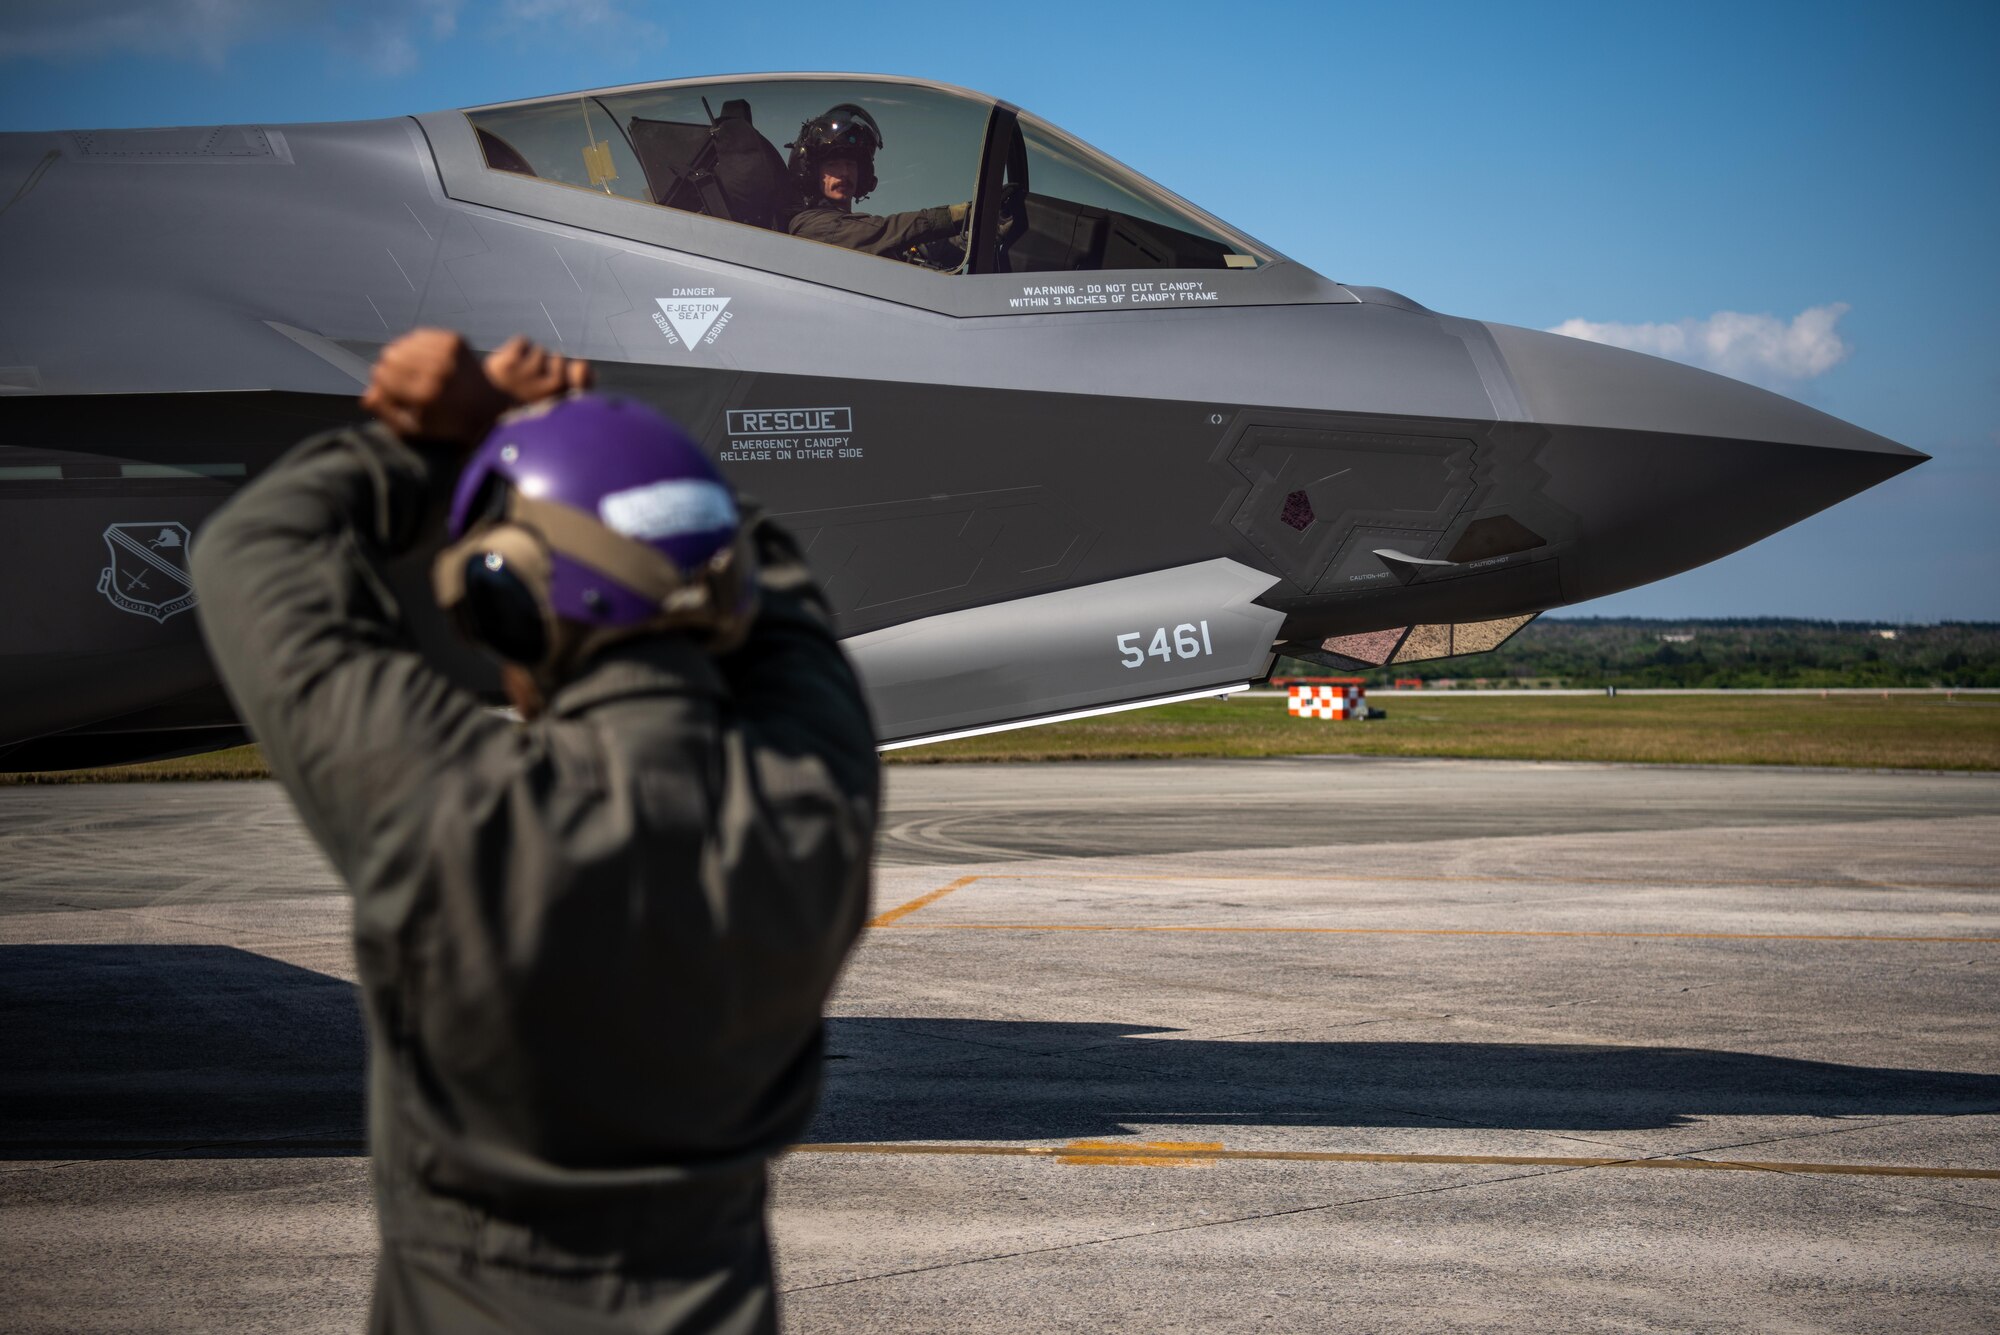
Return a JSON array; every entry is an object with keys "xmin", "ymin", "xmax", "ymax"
[
  {"xmin": 363, "ymin": 331, "xmax": 594, "ymax": 445},
  {"xmin": 949, "ymin": 201, "xmax": 970, "ymax": 225},
  {"xmin": 996, "ymin": 183, "xmax": 1028, "ymax": 244},
  {"xmin": 484, "ymin": 335, "xmax": 593, "ymax": 406},
  {"xmin": 361, "ymin": 329, "xmax": 513, "ymax": 445}
]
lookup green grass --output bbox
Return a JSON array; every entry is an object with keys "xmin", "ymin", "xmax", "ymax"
[
  {"xmin": 0, "ymin": 744, "xmax": 273, "ymax": 784},
  {"xmin": 894, "ymin": 692, "xmax": 2000, "ymax": 770},
  {"xmin": 6, "ymin": 695, "xmax": 1997, "ymax": 783}
]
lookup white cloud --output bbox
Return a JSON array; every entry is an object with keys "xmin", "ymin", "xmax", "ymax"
[
  {"xmin": 335, "ymin": 3, "xmax": 462, "ymax": 77},
  {"xmin": 1547, "ymin": 303, "xmax": 1853, "ymax": 384},
  {"xmin": 489, "ymin": 0, "xmax": 666, "ymax": 60},
  {"xmin": 0, "ymin": 0, "xmax": 263, "ymax": 65},
  {"xmin": 0, "ymin": 0, "xmax": 661, "ymax": 73},
  {"xmin": 1, "ymin": 0, "xmax": 463, "ymax": 73}
]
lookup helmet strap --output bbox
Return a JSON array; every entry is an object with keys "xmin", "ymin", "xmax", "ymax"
[
  {"xmin": 507, "ymin": 492, "xmax": 690, "ymax": 604},
  {"xmin": 433, "ymin": 493, "xmax": 761, "ymax": 676}
]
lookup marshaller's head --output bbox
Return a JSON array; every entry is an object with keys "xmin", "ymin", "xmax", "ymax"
[{"xmin": 431, "ymin": 394, "xmax": 754, "ymax": 676}]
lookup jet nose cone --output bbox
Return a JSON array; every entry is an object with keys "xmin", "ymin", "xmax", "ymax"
[
  {"xmin": 1485, "ymin": 321, "xmax": 1925, "ymax": 460},
  {"xmin": 1480, "ymin": 322, "xmax": 1926, "ymax": 602}
]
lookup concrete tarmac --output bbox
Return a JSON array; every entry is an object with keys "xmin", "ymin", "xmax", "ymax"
[{"xmin": 2, "ymin": 758, "xmax": 1996, "ymax": 1332}]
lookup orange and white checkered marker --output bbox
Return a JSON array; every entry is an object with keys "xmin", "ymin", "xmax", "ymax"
[{"xmin": 1287, "ymin": 684, "xmax": 1364, "ymax": 720}]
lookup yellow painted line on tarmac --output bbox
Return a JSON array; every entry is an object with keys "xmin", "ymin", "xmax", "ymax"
[
  {"xmin": 882, "ymin": 921, "xmax": 2000, "ymax": 944},
  {"xmin": 1056, "ymin": 1139, "xmax": 1222, "ymax": 1167},
  {"xmin": 869, "ymin": 875, "xmax": 981, "ymax": 927},
  {"xmin": 790, "ymin": 1142, "xmax": 2000, "ymax": 1180},
  {"xmin": 872, "ymin": 872, "xmax": 1997, "ymax": 939},
  {"xmin": 971, "ymin": 871, "xmax": 1999, "ymax": 893}
]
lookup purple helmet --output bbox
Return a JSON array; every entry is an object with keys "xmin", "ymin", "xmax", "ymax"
[{"xmin": 432, "ymin": 394, "xmax": 749, "ymax": 665}]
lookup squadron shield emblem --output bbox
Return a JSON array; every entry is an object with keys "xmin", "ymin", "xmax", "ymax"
[{"xmin": 97, "ymin": 522, "xmax": 197, "ymax": 623}]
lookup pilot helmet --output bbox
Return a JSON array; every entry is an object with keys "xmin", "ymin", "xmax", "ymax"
[
  {"xmin": 788, "ymin": 103, "xmax": 882, "ymax": 201},
  {"xmin": 431, "ymin": 394, "xmax": 756, "ymax": 677}
]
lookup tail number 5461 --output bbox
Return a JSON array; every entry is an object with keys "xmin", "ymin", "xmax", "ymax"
[{"xmin": 1117, "ymin": 621, "xmax": 1213, "ymax": 669}]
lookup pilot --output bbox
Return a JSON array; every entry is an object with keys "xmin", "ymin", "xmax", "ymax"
[
  {"xmin": 785, "ymin": 103, "xmax": 969, "ymax": 260},
  {"xmin": 190, "ymin": 329, "xmax": 879, "ymax": 1333}
]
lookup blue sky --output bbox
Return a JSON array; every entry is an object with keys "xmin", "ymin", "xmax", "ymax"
[{"xmin": 3, "ymin": 1, "xmax": 1994, "ymax": 620}]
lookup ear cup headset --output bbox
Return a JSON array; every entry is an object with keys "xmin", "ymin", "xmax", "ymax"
[
  {"xmin": 444, "ymin": 512, "xmax": 555, "ymax": 666},
  {"xmin": 431, "ymin": 395, "xmax": 757, "ymax": 676},
  {"xmin": 787, "ymin": 103, "xmax": 883, "ymax": 202}
]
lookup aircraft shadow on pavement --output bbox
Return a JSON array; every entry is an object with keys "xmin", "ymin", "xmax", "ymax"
[
  {"xmin": 810, "ymin": 1017, "xmax": 2000, "ymax": 1142},
  {"xmin": 7, "ymin": 950, "xmax": 1995, "ymax": 1159},
  {"xmin": 0, "ymin": 944, "xmax": 365, "ymax": 1159}
]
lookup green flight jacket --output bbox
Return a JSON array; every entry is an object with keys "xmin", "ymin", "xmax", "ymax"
[
  {"xmin": 786, "ymin": 203, "xmax": 960, "ymax": 257},
  {"xmin": 191, "ymin": 422, "xmax": 879, "ymax": 1331}
]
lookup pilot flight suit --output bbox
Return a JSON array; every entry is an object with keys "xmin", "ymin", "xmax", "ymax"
[
  {"xmin": 786, "ymin": 203, "xmax": 961, "ymax": 257},
  {"xmin": 190, "ymin": 421, "xmax": 879, "ymax": 1333}
]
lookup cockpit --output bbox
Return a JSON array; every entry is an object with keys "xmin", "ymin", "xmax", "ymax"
[{"xmin": 461, "ymin": 76, "xmax": 1267, "ymax": 276}]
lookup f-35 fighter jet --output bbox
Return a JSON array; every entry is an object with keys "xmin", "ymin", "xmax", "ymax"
[{"xmin": 0, "ymin": 74, "xmax": 1923, "ymax": 769}]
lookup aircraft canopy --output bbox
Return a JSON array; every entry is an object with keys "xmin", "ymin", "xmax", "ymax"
[{"xmin": 463, "ymin": 76, "xmax": 1269, "ymax": 276}]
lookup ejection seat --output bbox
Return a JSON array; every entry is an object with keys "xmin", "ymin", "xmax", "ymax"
[{"xmin": 629, "ymin": 98, "xmax": 802, "ymax": 231}]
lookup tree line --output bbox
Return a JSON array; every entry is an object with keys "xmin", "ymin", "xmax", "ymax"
[{"xmin": 1274, "ymin": 619, "xmax": 2000, "ymax": 688}]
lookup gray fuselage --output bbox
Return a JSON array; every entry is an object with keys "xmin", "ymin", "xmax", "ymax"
[{"xmin": 0, "ymin": 79, "xmax": 1923, "ymax": 767}]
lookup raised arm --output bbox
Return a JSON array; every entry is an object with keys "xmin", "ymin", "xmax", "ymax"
[{"xmin": 190, "ymin": 332, "xmax": 589, "ymax": 879}]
